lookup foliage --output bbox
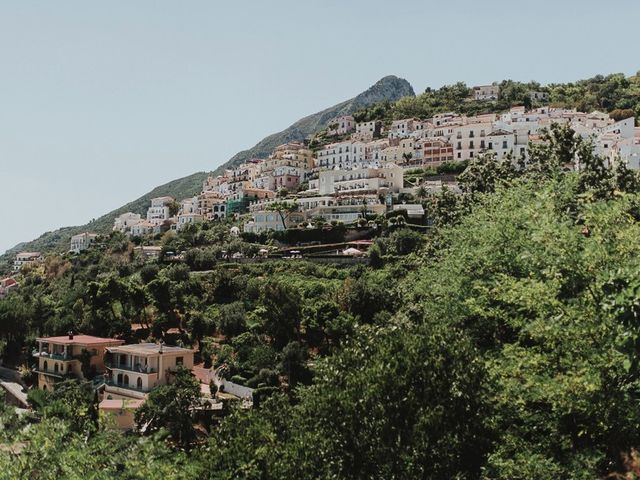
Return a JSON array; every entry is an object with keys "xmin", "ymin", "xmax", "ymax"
[{"xmin": 134, "ymin": 367, "xmax": 201, "ymax": 447}]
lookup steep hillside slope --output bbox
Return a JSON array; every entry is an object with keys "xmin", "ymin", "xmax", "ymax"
[
  {"xmin": 213, "ymin": 75, "xmax": 415, "ymax": 175},
  {"xmin": 1, "ymin": 76, "xmax": 414, "ymax": 267}
]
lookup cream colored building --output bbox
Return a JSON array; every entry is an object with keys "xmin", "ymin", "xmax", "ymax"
[
  {"xmin": 33, "ymin": 333, "xmax": 124, "ymax": 390},
  {"xmin": 103, "ymin": 343, "xmax": 195, "ymax": 401}
]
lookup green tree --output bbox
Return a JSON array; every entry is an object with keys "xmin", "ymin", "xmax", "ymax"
[{"xmin": 135, "ymin": 367, "xmax": 201, "ymax": 447}]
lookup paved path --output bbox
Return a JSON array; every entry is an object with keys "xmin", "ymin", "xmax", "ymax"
[{"xmin": 0, "ymin": 371, "xmax": 29, "ymax": 408}]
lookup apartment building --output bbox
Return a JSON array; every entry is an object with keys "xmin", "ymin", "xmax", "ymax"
[
  {"xmin": 113, "ymin": 212, "xmax": 142, "ymax": 233},
  {"xmin": 33, "ymin": 333, "xmax": 124, "ymax": 390},
  {"xmin": 147, "ymin": 196, "xmax": 174, "ymax": 225},
  {"xmin": 355, "ymin": 120, "xmax": 379, "ymax": 140},
  {"xmin": 315, "ymin": 140, "xmax": 362, "ymax": 169},
  {"xmin": 70, "ymin": 232, "xmax": 98, "ymax": 254},
  {"xmin": 318, "ymin": 163, "xmax": 403, "ymax": 196},
  {"xmin": 326, "ymin": 115, "xmax": 355, "ymax": 136},
  {"xmin": 13, "ymin": 252, "xmax": 43, "ymax": 272},
  {"xmin": 102, "ymin": 343, "xmax": 195, "ymax": 401}
]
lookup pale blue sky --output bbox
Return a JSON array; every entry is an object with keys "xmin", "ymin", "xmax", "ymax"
[{"xmin": 1, "ymin": 0, "xmax": 638, "ymax": 254}]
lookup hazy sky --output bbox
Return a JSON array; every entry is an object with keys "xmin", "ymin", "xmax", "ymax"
[{"xmin": 1, "ymin": 0, "xmax": 638, "ymax": 254}]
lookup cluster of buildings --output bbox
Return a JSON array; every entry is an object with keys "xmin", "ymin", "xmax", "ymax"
[
  {"xmin": 109, "ymin": 97, "xmax": 639, "ymax": 235},
  {"xmin": 33, "ymin": 332, "xmax": 198, "ymax": 429}
]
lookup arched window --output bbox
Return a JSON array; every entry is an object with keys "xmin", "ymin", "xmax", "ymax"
[
  {"xmin": 54, "ymin": 363, "xmax": 59, "ymax": 374},
  {"xmin": 137, "ymin": 377, "xmax": 142, "ymax": 390},
  {"xmin": 123, "ymin": 375, "xmax": 129, "ymax": 386},
  {"xmin": 117, "ymin": 373, "xmax": 123, "ymax": 385},
  {"xmin": 43, "ymin": 361, "xmax": 48, "ymax": 372}
]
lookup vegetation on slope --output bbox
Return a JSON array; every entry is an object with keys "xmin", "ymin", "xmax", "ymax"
[
  {"xmin": 3, "ymin": 125, "xmax": 640, "ymax": 478},
  {"xmin": 354, "ymin": 72, "xmax": 640, "ymax": 123}
]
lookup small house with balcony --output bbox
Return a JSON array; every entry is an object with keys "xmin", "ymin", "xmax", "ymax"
[
  {"xmin": 102, "ymin": 342, "xmax": 195, "ymax": 401},
  {"xmin": 100, "ymin": 342, "xmax": 195, "ymax": 429},
  {"xmin": 33, "ymin": 333, "xmax": 124, "ymax": 390}
]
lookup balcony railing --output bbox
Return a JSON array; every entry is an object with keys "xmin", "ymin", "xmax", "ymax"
[
  {"xmin": 32, "ymin": 351, "xmax": 80, "ymax": 361},
  {"xmin": 103, "ymin": 379, "xmax": 149, "ymax": 398},
  {"xmin": 34, "ymin": 368, "xmax": 65, "ymax": 379},
  {"xmin": 105, "ymin": 362, "xmax": 157, "ymax": 374}
]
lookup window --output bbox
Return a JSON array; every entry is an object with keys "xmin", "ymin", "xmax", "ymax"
[
  {"xmin": 469, "ymin": 141, "xmax": 474, "ymax": 149},
  {"xmin": 502, "ymin": 141, "xmax": 508, "ymax": 149},
  {"xmin": 43, "ymin": 360, "xmax": 48, "ymax": 372},
  {"xmin": 137, "ymin": 377, "xmax": 143, "ymax": 390},
  {"xmin": 124, "ymin": 375, "xmax": 129, "ymax": 386},
  {"xmin": 176, "ymin": 357, "xmax": 184, "ymax": 366}
]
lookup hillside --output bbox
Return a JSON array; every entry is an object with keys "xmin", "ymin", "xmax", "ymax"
[
  {"xmin": 213, "ymin": 75, "xmax": 415, "ymax": 175},
  {"xmin": 1, "ymin": 75, "xmax": 414, "ymax": 268},
  {"xmin": 4, "ymin": 123, "xmax": 640, "ymax": 478}
]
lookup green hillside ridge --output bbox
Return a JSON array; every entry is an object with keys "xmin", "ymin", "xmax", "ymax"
[
  {"xmin": 1, "ymin": 75, "xmax": 414, "ymax": 266},
  {"xmin": 4, "ymin": 122, "xmax": 640, "ymax": 478},
  {"xmin": 5, "ymin": 71, "xmax": 639, "ymax": 268}
]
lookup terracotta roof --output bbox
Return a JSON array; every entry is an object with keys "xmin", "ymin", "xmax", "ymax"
[{"xmin": 36, "ymin": 335, "xmax": 124, "ymax": 346}]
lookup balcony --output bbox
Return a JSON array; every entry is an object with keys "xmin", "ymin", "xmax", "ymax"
[
  {"xmin": 32, "ymin": 351, "xmax": 80, "ymax": 362},
  {"xmin": 103, "ymin": 379, "xmax": 149, "ymax": 399},
  {"xmin": 105, "ymin": 362, "xmax": 157, "ymax": 375}
]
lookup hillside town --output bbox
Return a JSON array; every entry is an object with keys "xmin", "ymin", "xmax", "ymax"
[
  {"xmin": 5, "ymin": 94, "xmax": 639, "ymax": 307},
  {"xmin": 106, "ymin": 93, "xmax": 639, "ymax": 237}
]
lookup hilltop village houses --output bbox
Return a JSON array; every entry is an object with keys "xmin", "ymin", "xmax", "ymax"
[{"xmin": 104, "ymin": 90, "xmax": 639, "ymax": 236}]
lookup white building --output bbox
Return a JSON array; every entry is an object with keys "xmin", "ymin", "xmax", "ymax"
[
  {"xmin": 113, "ymin": 212, "xmax": 142, "ymax": 233},
  {"xmin": 130, "ymin": 221, "xmax": 155, "ymax": 237},
  {"xmin": 318, "ymin": 163, "xmax": 403, "ymax": 196},
  {"xmin": 147, "ymin": 196, "xmax": 174, "ymax": 225},
  {"xmin": 387, "ymin": 118, "xmax": 420, "ymax": 139},
  {"xmin": 316, "ymin": 140, "xmax": 365, "ymax": 169},
  {"xmin": 176, "ymin": 213, "xmax": 204, "ymax": 231},
  {"xmin": 13, "ymin": 252, "xmax": 43, "ymax": 272},
  {"xmin": 70, "ymin": 232, "xmax": 98, "ymax": 254}
]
